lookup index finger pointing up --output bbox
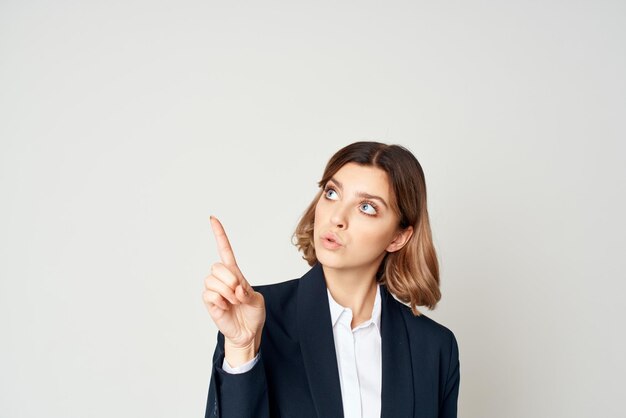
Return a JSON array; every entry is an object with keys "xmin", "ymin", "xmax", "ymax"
[{"xmin": 209, "ymin": 215, "xmax": 239, "ymax": 268}]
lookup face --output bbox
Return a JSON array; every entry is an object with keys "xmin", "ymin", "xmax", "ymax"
[{"xmin": 313, "ymin": 162, "xmax": 413, "ymax": 273}]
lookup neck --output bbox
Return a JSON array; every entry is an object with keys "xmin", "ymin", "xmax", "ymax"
[{"xmin": 322, "ymin": 262, "xmax": 380, "ymax": 326}]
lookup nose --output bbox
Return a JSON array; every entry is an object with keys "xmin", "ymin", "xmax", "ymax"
[{"xmin": 330, "ymin": 203, "xmax": 349, "ymax": 229}]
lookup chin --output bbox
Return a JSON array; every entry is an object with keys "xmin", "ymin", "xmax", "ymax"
[
  {"xmin": 315, "ymin": 248, "xmax": 346, "ymax": 270},
  {"xmin": 314, "ymin": 244, "xmax": 334, "ymax": 265}
]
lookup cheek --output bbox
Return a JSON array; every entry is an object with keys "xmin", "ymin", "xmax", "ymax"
[
  {"xmin": 355, "ymin": 223, "xmax": 396, "ymax": 250},
  {"xmin": 313, "ymin": 201, "xmax": 323, "ymax": 233},
  {"xmin": 313, "ymin": 202, "xmax": 320, "ymax": 223},
  {"xmin": 314, "ymin": 198, "xmax": 327, "ymax": 220}
]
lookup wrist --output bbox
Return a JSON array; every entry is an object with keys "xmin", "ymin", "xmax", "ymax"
[{"xmin": 224, "ymin": 339, "xmax": 257, "ymax": 368}]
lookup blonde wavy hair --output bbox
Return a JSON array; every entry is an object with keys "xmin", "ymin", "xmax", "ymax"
[{"xmin": 292, "ymin": 141, "xmax": 441, "ymax": 316}]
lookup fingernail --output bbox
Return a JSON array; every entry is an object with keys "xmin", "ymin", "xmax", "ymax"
[{"xmin": 244, "ymin": 289, "xmax": 249, "ymax": 297}]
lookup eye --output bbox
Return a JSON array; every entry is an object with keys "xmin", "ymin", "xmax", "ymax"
[
  {"xmin": 324, "ymin": 186, "xmax": 338, "ymax": 200},
  {"xmin": 360, "ymin": 202, "xmax": 378, "ymax": 216}
]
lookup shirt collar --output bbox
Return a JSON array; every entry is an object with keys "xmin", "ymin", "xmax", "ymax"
[{"xmin": 327, "ymin": 283, "xmax": 382, "ymax": 333}]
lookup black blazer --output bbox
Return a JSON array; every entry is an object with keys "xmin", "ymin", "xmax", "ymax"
[{"xmin": 205, "ymin": 262, "xmax": 460, "ymax": 418}]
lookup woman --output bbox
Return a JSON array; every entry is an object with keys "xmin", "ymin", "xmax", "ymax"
[{"xmin": 203, "ymin": 141, "xmax": 460, "ymax": 418}]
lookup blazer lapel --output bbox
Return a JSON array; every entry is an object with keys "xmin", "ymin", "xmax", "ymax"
[
  {"xmin": 380, "ymin": 284, "xmax": 415, "ymax": 417},
  {"xmin": 297, "ymin": 262, "xmax": 345, "ymax": 418}
]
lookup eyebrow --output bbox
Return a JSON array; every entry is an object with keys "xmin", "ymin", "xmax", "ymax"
[{"xmin": 327, "ymin": 177, "xmax": 389, "ymax": 209}]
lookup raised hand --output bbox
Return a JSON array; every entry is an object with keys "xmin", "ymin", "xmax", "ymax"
[{"xmin": 203, "ymin": 216, "xmax": 266, "ymax": 366}]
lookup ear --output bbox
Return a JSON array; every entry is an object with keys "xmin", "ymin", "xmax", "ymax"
[{"xmin": 386, "ymin": 226, "xmax": 414, "ymax": 253}]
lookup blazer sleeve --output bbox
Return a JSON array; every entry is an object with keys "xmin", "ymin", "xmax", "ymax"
[
  {"xmin": 205, "ymin": 331, "xmax": 270, "ymax": 418},
  {"xmin": 439, "ymin": 331, "xmax": 461, "ymax": 418}
]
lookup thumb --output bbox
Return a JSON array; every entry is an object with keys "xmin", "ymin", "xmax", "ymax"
[{"xmin": 235, "ymin": 281, "xmax": 261, "ymax": 306}]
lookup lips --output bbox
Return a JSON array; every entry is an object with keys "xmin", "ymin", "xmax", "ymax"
[{"xmin": 321, "ymin": 232, "xmax": 343, "ymax": 246}]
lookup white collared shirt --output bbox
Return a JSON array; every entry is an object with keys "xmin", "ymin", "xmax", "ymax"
[
  {"xmin": 327, "ymin": 283, "xmax": 382, "ymax": 418},
  {"xmin": 222, "ymin": 284, "xmax": 382, "ymax": 418}
]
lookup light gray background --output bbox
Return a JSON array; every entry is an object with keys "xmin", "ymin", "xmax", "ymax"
[{"xmin": 1, "ymin": 1, "xmax": 624, "ymax": 417}]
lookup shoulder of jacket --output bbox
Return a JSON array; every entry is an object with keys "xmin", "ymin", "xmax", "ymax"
[
  {"xmin": 250, "ymin": 277, "xmax": 300, "ymax": 308},
  {"xmin": 393, "ymin": 297, "xmax": 456, "ymax": 343},
  {"xmin": 251, "ymin": 276, "xmax": 299, "ymax": 294}
]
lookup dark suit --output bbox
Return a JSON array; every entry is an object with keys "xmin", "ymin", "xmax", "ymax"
[{"xmin": 205, "ymin": 262, "xmax": 460, "ymax": 418}]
